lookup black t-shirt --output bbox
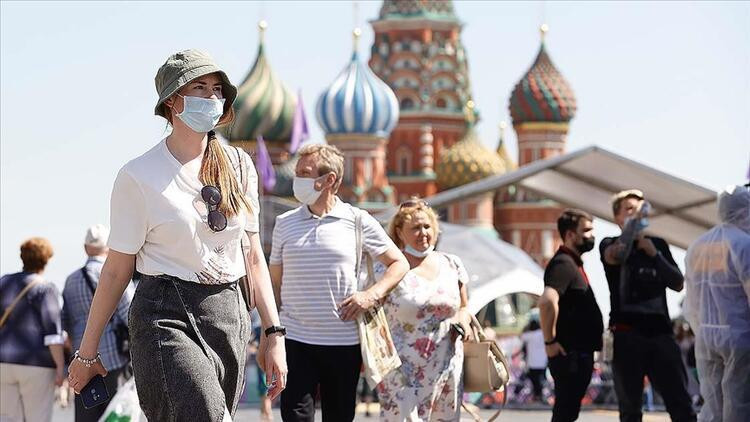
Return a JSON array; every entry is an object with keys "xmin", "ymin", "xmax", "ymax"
[
  {"xmin": 544, "ymin": 247, "xmax": 604, "ymax": 352},
  {"xmin": 599, "ymin": 235, "xmax": 681, "ymax": 335}
]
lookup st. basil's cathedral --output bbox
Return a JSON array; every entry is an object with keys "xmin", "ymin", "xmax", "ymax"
[{"xmin": 222, "ymin": 0, "xmax": 578, "ymax": 267}]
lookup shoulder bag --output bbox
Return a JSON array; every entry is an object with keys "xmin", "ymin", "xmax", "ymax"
[
  {"xmin": 462, "ymin": 314, "xmax": 511, "ymax": 422},
  {"xmin": 230, "ymin": 146, "xmax": 256, "ymax": 312},
  {"xmin": 354, "ymin": 209, "xmax": 401, "ymax": 388},
  {"xmin": 0, "ymin": 275, "xmax": 43, "ymax": 329}
]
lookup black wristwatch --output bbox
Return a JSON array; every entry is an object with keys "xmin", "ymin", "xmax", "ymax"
[
  {"xmin": 264, "ymin": 325, "xmax": 286, "ymax": 337},
  {"xmin": 544, "ymin": 337, "xmax": 557, "ymax": 346}
]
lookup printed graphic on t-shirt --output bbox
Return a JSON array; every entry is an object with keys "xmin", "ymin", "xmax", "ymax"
[{"xmin": 195, "ymin": 244, "xmax": 234, "ymax": 284}]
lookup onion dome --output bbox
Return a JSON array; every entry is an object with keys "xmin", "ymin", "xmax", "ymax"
[
  {"xmin": 316, "ymin": 28, "xmax": 400, "ymax": 138},
  {"xmin": 224, "ymin": 21, "xmax": 297, "ymax": 145},
  {"xmin": 436, "ymin": 102, "xmax": 505, "ymax": 189},
  {"xmin": 378, "ymin": 0, "xmax": 457, "ymax": 21},
  {"xmin": 271, "ymin": 154, "xmax": 298, "ymax": 197},
  {"xmin": 509, "ymin": 24, "xmax": 576, "ymax": 124}
]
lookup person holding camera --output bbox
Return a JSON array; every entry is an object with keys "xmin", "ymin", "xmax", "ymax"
[
  {"xmin": 62, "ymin": 224, "xmax": 132, "ymax": 422},
  {"xmin": 601, "ymin": 189, "xmax": 695, "ymax": 422},
  {"xmin": 538, "ymin": 209, "xmax": 603, "ymax": 422}
]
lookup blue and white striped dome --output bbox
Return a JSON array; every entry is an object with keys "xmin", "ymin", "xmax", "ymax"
[{"xmin": 316, "ymin": 50, "xmax": 400, "ymax": 137}]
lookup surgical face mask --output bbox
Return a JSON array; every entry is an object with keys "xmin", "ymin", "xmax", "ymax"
[
  {"xmin": 576, "ymin": 236, "xmax": 595, "ymax": 254},
  {"xmin": 404, "ymin": 244, "xmax": 434, "ymax": 258},
  {"xmin": 176, "ymin": 95, "xmax": 225, "ymax": 133},
  {"xmin": 292, "ymin": 175, "xmax": 327, "ymax": 205}
]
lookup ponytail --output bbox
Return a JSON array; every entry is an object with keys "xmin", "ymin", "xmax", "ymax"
[{"xmin": 199, "ymin": 130, "xmax": 253, "ymax": 218}]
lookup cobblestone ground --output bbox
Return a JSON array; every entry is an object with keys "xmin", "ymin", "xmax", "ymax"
[{"xmin": 52, "ymin": 403, "xmax": 671, "ymax": 421}]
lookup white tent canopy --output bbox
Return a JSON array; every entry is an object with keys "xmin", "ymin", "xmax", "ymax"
[
  {"xmin": 437, "ymin": 223, "xmax": 545, "ymax": 314},
  {"xmin": 383, "ymin": 146, "xmax": 719, "ymax": 250}
]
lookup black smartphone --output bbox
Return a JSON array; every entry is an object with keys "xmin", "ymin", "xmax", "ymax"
[{"xmin": 80, "ymin": 375, "xmax": 110, "ymax": 409}]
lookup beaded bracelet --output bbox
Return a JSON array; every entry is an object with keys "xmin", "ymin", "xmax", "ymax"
[{"xmin": 74, "ymin": 350, "xmax": 101, "ymax": 368}]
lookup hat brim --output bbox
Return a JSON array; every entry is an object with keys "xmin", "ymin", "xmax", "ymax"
[{"xmin": 154, "ymin": 65, "xmax": 237, "ymax": 119}]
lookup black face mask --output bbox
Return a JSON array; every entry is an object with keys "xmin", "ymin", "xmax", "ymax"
[{"xmin": 576, "ymin": 237, "xmax": 595, "ymax": 254}]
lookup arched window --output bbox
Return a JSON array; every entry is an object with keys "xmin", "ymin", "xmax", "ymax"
[
  {"xmin": 396, "ymin": 147, "xmax": 412, "ymax": 176},
  {"xmin": 400, "ymin": 98, "xmax": 415, "ymax": 110},
  {"xmin": 436, "ymin": 98, "xmax": 447, "ymax": 109}
]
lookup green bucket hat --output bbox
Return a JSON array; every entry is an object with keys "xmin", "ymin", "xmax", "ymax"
[{"xmin": 154, "ymin": 49, "xmax": 237, "ymax": 119}]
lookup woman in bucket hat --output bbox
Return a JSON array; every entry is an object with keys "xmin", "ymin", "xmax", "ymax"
[{"xmin": 67, "ymin": 49, "xmax": 287, "ymax": 421}]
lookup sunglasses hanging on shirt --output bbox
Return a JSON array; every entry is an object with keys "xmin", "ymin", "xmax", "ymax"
[{"xmin": 201, "ymin": 185, "xmax": 227, "ymax": 232}]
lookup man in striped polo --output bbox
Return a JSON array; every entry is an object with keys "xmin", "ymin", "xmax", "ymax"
[{"xmin": 270, "ymin": 144, "xmax": 408, "ymax": 422}]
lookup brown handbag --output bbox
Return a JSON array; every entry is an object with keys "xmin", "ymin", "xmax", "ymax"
[
  {"xmin": 463, "ymin": 314, "xmax": 510, "ymax": 393},
  {"xmin": 461, "ymin": 314, "xmax": 510, "ymax": 421}
]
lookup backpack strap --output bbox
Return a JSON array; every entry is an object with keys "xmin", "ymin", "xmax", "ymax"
[{"xmin": 0, "ymin": 276, "xmax": 43, "ymax": 329}]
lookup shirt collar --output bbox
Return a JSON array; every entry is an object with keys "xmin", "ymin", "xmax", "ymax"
[
  {"xmin": 300, "ymin": 197, "xmax": 353, "ymax": 221},
  {"xmin": 558, "ymin": 245, "xmax": 583, "ymax": 266},
  {"xmin": 86, "ymin": 255, "xmax": 106, "ymax": 264}
]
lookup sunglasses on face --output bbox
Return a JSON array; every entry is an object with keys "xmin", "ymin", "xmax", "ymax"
[
  {"xmin": 201, "ymin": 185, "xmax": 227, "ymax": 232},
  {"xmin": 399, "ymin": 199, "xmax": 429, "ymax": 209}
]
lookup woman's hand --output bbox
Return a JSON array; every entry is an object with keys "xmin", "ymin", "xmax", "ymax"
[
  {"xmin": 263, "ymin": 334, "xmax": 287, "ymax": 400},
  {"xmin": 451, "ymin": 308, "xmax": 473, "ymax": 342},
  {"xmin": 338, "ymin": 290, "xmax": 379, "ymax": 321},
  {"xmin": 67, "ymin": 357, "xmax": 107, "ymax": 394}
]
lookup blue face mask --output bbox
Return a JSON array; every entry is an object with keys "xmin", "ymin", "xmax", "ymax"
[
  {"xmin": 176, "ymin": 95, "xmax": 225, "ymax": 133},
  {"xmin": 403, "ymin": 244, "xmax": 435, "ymax": 258}
]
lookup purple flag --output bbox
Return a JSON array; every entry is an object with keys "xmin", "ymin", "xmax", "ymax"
[
  {"xmin": 289, "ymin": 90, "xmax": 309, "ymax": 154},
  {"xmin": 256, "ymin": 135, "xmax": 276, "ymax": 192}
]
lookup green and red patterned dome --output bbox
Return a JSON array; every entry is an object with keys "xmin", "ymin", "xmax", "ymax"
[
  {"xmin": 223, "ymin": 21, "xmax": 296, "ymax": 145},
  {"xmin": 509, "ymin": 26, "xmax": 576, "ymax": 124},
  {"xmin": 378, "ymin": 0, "xmax": 457, "ymax": 21}
]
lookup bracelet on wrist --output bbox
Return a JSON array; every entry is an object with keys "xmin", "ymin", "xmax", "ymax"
[
  {"xmin": 74, "ymin": 350, "xmax": 101, "ymax": 368},
  {"xmin": 544, "ymin": 338, "xmax": 557, "ymax": 346}
]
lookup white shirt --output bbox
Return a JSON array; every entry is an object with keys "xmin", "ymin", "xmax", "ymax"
[
  {"xmin": 270, "ymin": 199, "xmax": 395, "ymax": 346},
  {"xmin": 520, "ymin": 329, "xmax": 548, "ymax": 369},
  {"xmin": 108, "ymin": 139, "xmax": 259, "ymax": 284}
]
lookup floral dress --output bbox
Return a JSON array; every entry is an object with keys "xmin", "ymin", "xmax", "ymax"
[{"xmin": 376, "ymin": 252, "xmax": 469, "ymax": 421}]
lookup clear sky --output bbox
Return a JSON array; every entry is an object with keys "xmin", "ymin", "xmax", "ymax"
[{"xmin": 2, "ymin": 1, "xmax": 748, "ymax": 322}]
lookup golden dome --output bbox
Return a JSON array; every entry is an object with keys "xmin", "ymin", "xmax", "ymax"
[{"xmin": 436, "ymin": 126, "xmax": 505, "ymax": 190}]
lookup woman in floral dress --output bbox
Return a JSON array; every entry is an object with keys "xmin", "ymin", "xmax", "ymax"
[{"xmin": 376, "ymin": 200, "xmax": 473, "ymax": 421}]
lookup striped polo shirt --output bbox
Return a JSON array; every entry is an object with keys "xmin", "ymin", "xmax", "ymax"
[{"xmin": 270, "ymin": 198, "xmax": 394, "ymax": 346}]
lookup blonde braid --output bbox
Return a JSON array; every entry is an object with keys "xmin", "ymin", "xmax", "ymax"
[{"xmin": 199, "ymin": 131, "xmax": 253, "ymax": 218}]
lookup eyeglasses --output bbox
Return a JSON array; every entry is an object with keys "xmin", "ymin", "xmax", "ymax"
[
  {"xmin": 201, "ymin": 185, "xmax": 227, "ymax": 232},
  {"xmin": 399, "ymin": 198, "xmax": 429, "ymax": 209}
]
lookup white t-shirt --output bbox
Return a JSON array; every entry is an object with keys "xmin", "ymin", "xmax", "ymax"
[
  {"xmin": 269, "ymin": 199, "xmax": 396, "ymax": 345},
  {"xmin": 108, "ymin": 139, "xmax": 259, "ymax": 284},
  {"xmin": 520, "ymin": 329, "xmax": 548, "ymax": 369}
]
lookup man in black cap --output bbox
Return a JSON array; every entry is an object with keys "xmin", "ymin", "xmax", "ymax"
[
  {"xmin": 601, "ymin": 189, "xmax": 696, "ymax": 422},
  {"xmin": 539, "ymin": 208, "xmax": 603, "ymax": 422}
]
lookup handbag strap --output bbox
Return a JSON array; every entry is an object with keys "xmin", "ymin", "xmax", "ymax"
[
  {"xmin": 233, "ymin": 146, "xmax": 255, "ymax": 310},
  {"xmin": 353, "ymin": 208, "xmax": 376, "ymax": 291},
  {"xmin": 354, "ymin": 210, "xmax": 363, "ymax": 290},
  {"xmin": 0, "ymin": 275, "xmax": 43, "ymax": 329},
  {"xmin": 80, "ymin": 267, "xmax": 122, "ymax": 325}
]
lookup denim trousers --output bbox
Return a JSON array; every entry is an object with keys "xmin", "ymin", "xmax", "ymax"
[{"xmin": 129, "ymin": 275, "xmax": 250, "ymax": 422}]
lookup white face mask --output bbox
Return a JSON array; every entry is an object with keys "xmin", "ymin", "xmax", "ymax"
[
  {"xmin": 404, "ymin": 244, "xmax": 435, "ymax": 258},
  {"xmin": 176, "ymin": 95, "xmax": 225, "ymax": 133},
  {"xmin": 292, "ymin": 175, "xmax": 327, "ymax": 205}
]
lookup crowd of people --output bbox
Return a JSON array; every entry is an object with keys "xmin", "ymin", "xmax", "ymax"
[{"xmin": 1, "ymin": 48, "xmax": 747, "ymax": 422}]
